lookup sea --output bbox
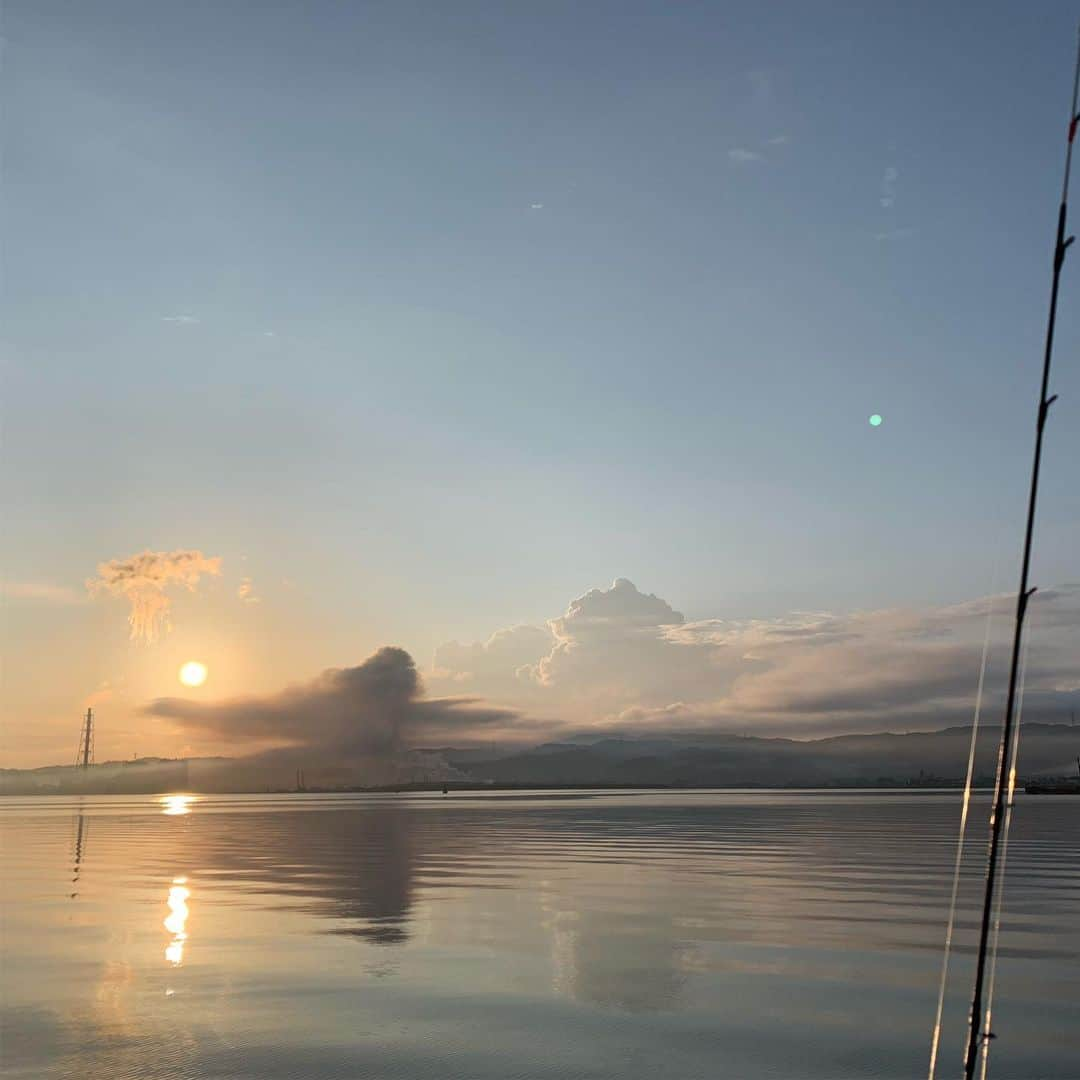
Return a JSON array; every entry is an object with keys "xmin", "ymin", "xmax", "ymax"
[{"xmin": 1, "ymin": 791, "xmax": 1077, "ymax": 1079}]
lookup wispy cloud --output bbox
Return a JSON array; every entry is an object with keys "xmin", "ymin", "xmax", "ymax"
[
  {"xmin": 237, "ymin": 577, "xmax": 260, "ymax": 604},
  {"xmin": 880, "ymin": 165, "xmax": 898, "ymax": 209},
  {"xmin": 87, "ymin": 549, "xmax": 222, "ymax": 643},
  {"xmin": 1, "ymin": 581, "xmax": 85, "ymax": 605},
  {"xmin": 84, "ymin": 681, "xmax": 115, "ymax": 708},
  {"xmin": 766, "ymin": 134, "xmax": 790, "ymax": 146},
  {"xmin": 728, "ymin": 147, "xmax": 762, "ymax": 164},
  {"xmin": 873, "ymin": 227, "xmax": 913, "ymax": 242},
  {"xmin": 161, "ymin": 314, "xmax": 199, "ymax": 324}
]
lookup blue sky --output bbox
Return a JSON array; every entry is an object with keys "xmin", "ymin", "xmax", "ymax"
[{"xmin": 3, "ymin": 2, "xmax": 1078, "ymax": 763}]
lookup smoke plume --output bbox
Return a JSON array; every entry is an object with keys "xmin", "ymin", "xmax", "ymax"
[{"xmin": 88, "ymin": 549, "xmax": 222, "ymax": 642}]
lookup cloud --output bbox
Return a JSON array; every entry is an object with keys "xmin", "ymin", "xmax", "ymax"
[
  {"xmin": 129, "ymin": 577, "xmax": 1080, "ymax": 757},
  {"xmin": 1, "ymin": 581, "xmax": 85, "ymax": 605},
  {"xmin": 880, "ymin": 165, "xmax": 898, "ymax": 209},
  {"xmin": 431, "ymin": 580, "xmax": 1080, "ymax": 739},
  {"xmin": 84, "ymin": 682, "xmax": 114, "ymax": 708},
  {"xmin": 237, "ymin": 577, "xmax": 260, "ymax": 604},
  {"xmin": 161, "ymin": 314, "xmax": 199, "ymax": 324},
  {"xmin": 436, "ymin": 579, "xmax": 708, "ymax": 719},
  {"xmin": 530, "ymin": 203, "xmax": 544, "ymax": 210},
  {"xmin": 432, "ymin": 624, "xmax": 553, "ymax": 689},
  {"xmin": 767, "ymin": 134, "xmax": 790, "ymax": 146},
  {"xmin": 144, "ymin": 646, "xmax": 518, "ymax": 756},
  {"xmin": 728, "ymin": 148, "xmax": 761, "ymax": 164},
  {"xmin": 655, "ymin": 587, "xmax": 1080, "ymax": 732},
  {"xmin": 534, "ymin": 577, "xmax": 685, "ymax": 689},
  {"xmin": 87, "ymin": 549, "xmax": 222, "ymax": 643},
  {"xmin": 873, "ymin": 228, "xmax": 913, "ymax": 242}
]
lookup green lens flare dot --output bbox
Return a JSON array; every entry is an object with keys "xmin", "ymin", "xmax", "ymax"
[{"xmin": 869, "ymin": 414, "xmax": 883, "ymax": 427}]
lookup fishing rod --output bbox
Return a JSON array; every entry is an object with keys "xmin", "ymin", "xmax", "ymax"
[{"xmin": 961, "ymin": 29, "xmax": 1080, "ymax": 1080}]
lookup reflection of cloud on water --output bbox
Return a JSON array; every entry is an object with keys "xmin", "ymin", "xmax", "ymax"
[
  {"xmin": 93, "ymin": 960, "xmax": 137, "ymax": 1034},
  {"xmin": 320, "ymin": 807, "xmax": 414, "ymax": 944},
  {"xmin": 199, "ymin": 801, "xmax": 417, "ymax": 945},
  {"xmin": 550, "ymin": 906, "xmax": 700, "ymax": 1013},
  {"xmin": 7, "ymin": 790, "xmax": 1075, "ymax": 1080},
  {"xmin": 0, "ymin": 1005, "xmax": 73, "ymax": 1073}
]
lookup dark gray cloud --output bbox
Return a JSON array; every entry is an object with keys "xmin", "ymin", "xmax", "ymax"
[{"xmin": 144, "ymin": 646, "xmax": 518, "ymax": 756}]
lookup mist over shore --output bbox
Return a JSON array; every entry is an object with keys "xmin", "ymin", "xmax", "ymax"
[{"xmin": 5, "ymin": 721, "xmax": 1078, "ymax": 795}]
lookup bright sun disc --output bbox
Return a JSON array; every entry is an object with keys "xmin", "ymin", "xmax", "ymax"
[{"xmin": 179, "ymin": 661, "xmax": 208, "ymax": 687}]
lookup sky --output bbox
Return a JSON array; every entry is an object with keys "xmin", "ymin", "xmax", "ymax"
[{"xmin": 2, "ymin": 1, "xmax": 1078, "ymax": 768}]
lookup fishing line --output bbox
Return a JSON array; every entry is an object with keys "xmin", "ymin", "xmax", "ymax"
[
  {"xmin": 927, "ymin": 574, "xmax": 1000, "ymax": 1080},
  {"xmin": 977, "ymin": 610, "xmax": 1034, "ymax": 1080}
]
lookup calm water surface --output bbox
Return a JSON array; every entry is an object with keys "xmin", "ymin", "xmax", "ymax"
[{"xmin": 1, "ymin": 791, "xmax": 1077, "ymax": 1079}]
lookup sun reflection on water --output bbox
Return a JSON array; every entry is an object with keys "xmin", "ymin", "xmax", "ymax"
[
  {"xmin": 165, "ymin": 877, "xmax": 190, "ymax": 966},
  {"xmin": 160, "ymin": 794, "xmax": 196, "ymax": 816}
]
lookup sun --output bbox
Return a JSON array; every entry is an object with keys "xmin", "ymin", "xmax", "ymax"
[{"xmin": 178, "ymin": 661, "xmax": 208, "ymax": 688}]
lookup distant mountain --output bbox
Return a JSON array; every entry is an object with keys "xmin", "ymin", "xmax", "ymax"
[
  {"xmin": 453, "ymin": 725, "xmax": 1080, "ymax": 789},
  {"xmin": 0, "ymin": 748, "xmax": 466, "ymax": 796},
  {"xmin": 3, "ymin": 724, "xmax": 1078, "ymax": 795}
]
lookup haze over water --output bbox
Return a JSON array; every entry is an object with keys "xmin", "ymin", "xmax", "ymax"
[{"xmin": 2, "ymin": 791, "xmax": 1077, "ymax": 1079}]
